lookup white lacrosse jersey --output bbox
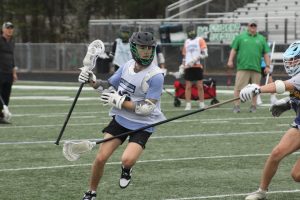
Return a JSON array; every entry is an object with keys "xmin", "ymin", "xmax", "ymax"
[
  {"xmin": 183, "ymin": 36, "xmax": 207, "ymax": 67},
  {"xmin": 113, "ymin": 38, "xmax": 132, "ymax": 67},
  {"xmin": 108, "ymin": 59, "xmax": 166, "ymax": 132}
]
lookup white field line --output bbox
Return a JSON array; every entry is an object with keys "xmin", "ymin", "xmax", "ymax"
[
  {"xmin": 1, "ymin": 152, "xmax": 300, "ymax": 172},
  {"xmin": 0, "ymin": 115, "xmax": 292, "ymax": 129},
  {"xmin": 13, "ymin": 85, "xmax": 291, "ymax": 96},
  {"xmin": 13, "ymin": 85, "xmax": 94, "ymax": 91},
  {"xmin": 163, "ymin": 189, "xmax": 300, "ymax": 200},
  {"xmin": 0, "ymin": 130, "xmax": 284, "ymax": 145}
]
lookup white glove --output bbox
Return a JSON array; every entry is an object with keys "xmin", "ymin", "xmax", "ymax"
[
  {"xmin": 239, "ymin": 84, "xmax": 261, "ymax": 102},
  {"xmin": 100, "ymin": 90, "xmax": 126, "ymax": 109},
  {"xmin": 269, "ymin": 97, "xmax": 291, "ymax": 117},
  {"xmin": 78, "ymin": 67, "xmax": 96, "ymax": 83},
  {"xmin": 99, "ymin": 52, "xmax": 109, "ymax": 59},
  {"xmin": 161, "ymin": 68, "xmax": 167, "ymax": 77},
  {"xmin": 179, "ymin": 64, "xmax": 185, "ymax": 76},
  {"xmin": 186, "ymin": 56, "xmax": 201, "ymax": 67}
]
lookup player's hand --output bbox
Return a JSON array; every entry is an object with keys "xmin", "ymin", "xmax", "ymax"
[
  {"xmin": 78, "ymin": 67, "xmax": 96, "ymax": 83},
  {"xmin": 178, "ymin": 64, "xmax": 185, "ymax": 76},
  {"xmin": 100, "ymin": 90, "xmax": 126, "ymax": 109},
  {"xmin": 269, "ymin": 97, "xmax": 291, "ymax": 117},
  {"xmin": 161, "ymin": 68, "xmax": 167, "ymax": 76},
  {"xmin": 239, "ymin": 84, "xmax": 261, "ymax": 102},
  {"xmin": 227, "ymin": 61, "xmax": 234, "ymax": 68}
]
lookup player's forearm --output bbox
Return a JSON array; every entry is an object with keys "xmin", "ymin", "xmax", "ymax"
[
  {"xmin": 263, "ymin": 53, "xmax": 271, "ymax": 67},
  {"xmin": 92, "ymin": 79, "xmax": 111, "ymax": 89}
]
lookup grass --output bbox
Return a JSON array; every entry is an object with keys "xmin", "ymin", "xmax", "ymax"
[{"xmin": 0, "ymin": 81, "xmax": 300, "ymax": 199}]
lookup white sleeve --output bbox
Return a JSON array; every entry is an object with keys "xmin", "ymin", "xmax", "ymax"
[{"xmin": 287, "ymin": 73, "xmax": 300, "ymax": 90}]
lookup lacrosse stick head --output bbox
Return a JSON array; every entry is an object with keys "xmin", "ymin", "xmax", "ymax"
[
  {"xmin": 63, "ymin": 140, "xmax": 96, "ymax": 161},
  {"xmin": 83, "ymin": 39, "xmax": 105, "ymax": 71},
  {"xmin": 2, "ymin": 105, "xmax": 12, "ymax": 121}
]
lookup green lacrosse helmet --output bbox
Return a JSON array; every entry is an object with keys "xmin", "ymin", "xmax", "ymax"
[
  {"xmin": 130, "ymin": 32, "xmax": 156, "ymax": 66},
  {"xmin": 119, "ymin": 25, "xmax": 131, "ymax": 42},
  {"xmin": 186, "ymin": 24, "xmax": 196, "ymax": 39}
]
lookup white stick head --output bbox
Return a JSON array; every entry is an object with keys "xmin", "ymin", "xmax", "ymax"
[
  {"xmin": 63, "ymin": 140, "xmax": 96, "ymax": 161},
  {"xmin": 83, "ymin": 39, "xmax": 105, "ymax": 71}
]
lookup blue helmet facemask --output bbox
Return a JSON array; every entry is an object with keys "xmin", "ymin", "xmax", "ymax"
[{"xmin": 283, "ymin": 41, "xmax": 300, "ymax": 76}]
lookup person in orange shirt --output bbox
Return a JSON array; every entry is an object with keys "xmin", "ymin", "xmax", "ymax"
[{"xmin": 182, "ymin": 24, "xmax": 208, "ymax": 110}]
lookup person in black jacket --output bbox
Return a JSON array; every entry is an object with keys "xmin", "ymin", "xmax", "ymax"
[{"xmin": 0, "ymin": 22, "xmax": 17, "ymax": 124}]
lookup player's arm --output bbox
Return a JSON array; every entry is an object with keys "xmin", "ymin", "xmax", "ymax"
[
  {"xmin": 100, "ymin": 74, "xmax": 163, "ymax": 114},
  {"xmin": 134, "ymin": 74, "xmax": 163, "ymax": 115},
  {"xmin": 227, "ymin": 49, "xmax": 236, "ymax": 68},
  {"xmin": 263, "ymin": 53, "xmax": 271, "ymax": 74},
  {"xmin": 182, "ymin": 42, "xmax": 187, "ymax": 65},
  {"xmin": 199, "ymin": 38, "xmax": 208, "ymax": 59}
]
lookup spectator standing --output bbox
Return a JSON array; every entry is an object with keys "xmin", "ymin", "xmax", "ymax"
[
  {"xmin": 182, "ymin": 24, "xmax": 208, "ymax": 110},
  {"xmin": 0, "ymin": 21, "xmax": 17, "ymax": 124},
  {"xmin": 227, "ymin": 19, "xmax": 270, "ymax": 113}
]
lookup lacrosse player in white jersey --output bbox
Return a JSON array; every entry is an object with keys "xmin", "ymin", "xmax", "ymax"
[
  {"xmin": 182, "ymin": 24, "xmax": 208, "ymax": 110},
  {"xmin": 78, "ymin": 31, "xmax": 165, "ymax": 200},
  {"xmin": 239, "ymin": 41, "xmax": 300, "ymax": 200},
  {"xmin": 110, "ymin": 25, "xmax": 132, "ymax": 72}
]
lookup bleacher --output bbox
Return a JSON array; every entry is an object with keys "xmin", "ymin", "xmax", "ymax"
[{"xmin": 212, "ymin": 0, "xmax": 300, "ymax": 44}]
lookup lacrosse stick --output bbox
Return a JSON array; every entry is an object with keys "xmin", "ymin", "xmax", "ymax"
[
  {"xmin": 265, "ymin": 41, "xmax": 276, "ymax": 85},
  {"xmin": 63, "ymin": 97, "xmax": 240, "ymax": 161},
  {"xmin": 55, "ymin": 40, "xmax": 105, "ymax": 145},
  {"xmin": 0, "ymin": 95, "xmax": 12, "ymax": 121}
]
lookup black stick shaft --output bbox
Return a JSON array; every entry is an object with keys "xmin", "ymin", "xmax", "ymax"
[
  {"xmin": 163, "ymin": 87, "xmax": 175, "ymax": 98},
  {"xmin": 0, "ymin": 95, "xmax": 6, "ymax": 106},
  {"xmin": 55, "ymin": 83, "xmax": 84, "ymax": 145},
  {"xmin": 96, "ymin": 97, "xmax": 239, "ymax": 144}
]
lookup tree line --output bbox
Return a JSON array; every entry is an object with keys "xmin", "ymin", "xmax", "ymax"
[
  {"xmin": 0, "ymin": 0, "xmax": 175, "ymax": 42},
  {"xmin": 0, "ymin": 0, "xmax": 252, "ymax": 43}
]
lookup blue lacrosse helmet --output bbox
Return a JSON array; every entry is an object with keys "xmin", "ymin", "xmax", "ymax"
[{"xmin": 283, "ymin": 41, "xmax": 300, "ymax": 76}]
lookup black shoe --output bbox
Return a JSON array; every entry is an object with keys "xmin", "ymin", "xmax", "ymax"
[
  {"xmin": 82, "ymin": 191, "xmax": 96, "ymax": 200},
  {"xmin": 0, "ymin": 117, "xmax": 11, "ymax": 124},
  {"xmin": 119, "ymin": 166, "xmax": 132, "ymax": 189}
]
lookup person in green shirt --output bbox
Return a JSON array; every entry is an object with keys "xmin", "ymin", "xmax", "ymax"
[{"xmin": 227, "ymin": 19, "xmax": 271, "ymax": 113}]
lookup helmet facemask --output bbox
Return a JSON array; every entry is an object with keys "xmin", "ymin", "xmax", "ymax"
[
  {"xmin": 120, "ymin": 31, "xmax": 130, "ymax": 42},
  {"xmin": 187, "ymin": 30, "xmax": 196, "ymax": 39},
  {"xmin": 283, "ymin": 56, "xmax": 300, "ymax": 76},
  {"xmin": 130, "ymin": 43, "xmax": 155, "ymax": 66},
  {"xmin": 283, "ymin": 41, "xmax": 300, "ymax": 76},
  {"xmin": 129, "ymin": 32, "xmax": 156, "ymax": 67},
  {"xmin": 119, "ymin": 25, "xmax": 131, "ymax": 42},
  {"xmin": 186, "ymin": 25, "xmax": 196, "ymax": 39}
]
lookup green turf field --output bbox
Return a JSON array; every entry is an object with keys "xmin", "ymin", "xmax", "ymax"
[{"xmin": 1, "ymin": 81, "xmax": 300, "ymax": 200}]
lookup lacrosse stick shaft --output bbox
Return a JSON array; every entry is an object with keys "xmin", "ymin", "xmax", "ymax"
[
  {"xmin": 55, "ymin": 83, "xmax": 84, "ymax": 145},
  {"xmin": 95, "ymin": 97, "xmax": 239, "ymax": 145},
  {"xmin": 0, "ymin": 95, "xmax": 6, "ymax": 106},
  {"xmin": 265, "ymin": 41, "xmax": 276, "ymax": 85},
  {"xmin": 163, "ymin": 87, "xmax": 175, "ymax": 98}
]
